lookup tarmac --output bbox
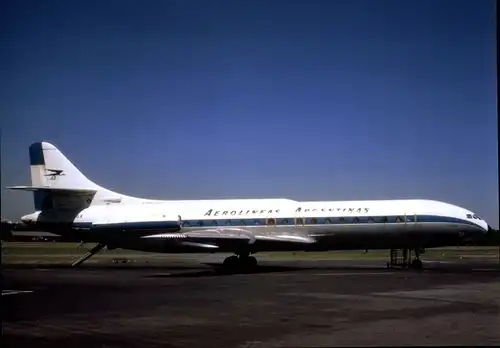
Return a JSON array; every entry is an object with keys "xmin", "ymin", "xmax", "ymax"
[{"xmin": 2, "ymin": 258, "xmax": 500, "ymax": 347}]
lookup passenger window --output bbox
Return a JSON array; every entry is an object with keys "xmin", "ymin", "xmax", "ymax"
[
  {"xmin": 325, "ymin": 218, "xmax": 331, "ymax": 224},
  {"xmin": 353, "ymin": 217, "xmax": 359, "ymax": 223},
  {"xmin": 266, "ymin": 218, "xmax": 276, "ymax": 226},
  {"xmin": 339, "ymin": 217, "xmax": 345, "ymax": 223},
  {"xmin": 380, "ymin": 216, "xmax": 388, "ymax": 223},
  {"xmin": 310, "ymin": 218, "xmax": 317, "ymax": 224},
  {"xmin": 396, "ymin": 216, "xmax": 402, "ymax": 223}
]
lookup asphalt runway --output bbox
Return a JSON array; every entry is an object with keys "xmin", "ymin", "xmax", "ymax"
[{"xmin": 2, "ymin": 260, "xmax": 500, "ymax": 347}]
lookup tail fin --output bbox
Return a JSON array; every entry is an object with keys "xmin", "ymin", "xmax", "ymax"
[
  {"xmin": 8, "ymin": 142, "xmax": 131, "ymax": 211},
  {"xmin": 29, "ymin": 142, "xmax": 100, "ymax": 190}
]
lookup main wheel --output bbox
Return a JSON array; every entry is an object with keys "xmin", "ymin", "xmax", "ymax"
[
  {"xmin": 223, "ymin": 255, "xmax": 239, "ymax": 268},
  {"xmin": 245, "ymin": 256, "xmax": 257, "ymax": 267}
]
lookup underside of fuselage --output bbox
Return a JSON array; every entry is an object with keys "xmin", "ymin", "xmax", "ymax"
[{"xmin": 131, "ymin": 224, "xmax": 479, "ymax": 253}]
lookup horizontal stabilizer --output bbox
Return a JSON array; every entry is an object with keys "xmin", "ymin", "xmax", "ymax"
[{"xmin": 6, "ymin": 186, "xmax": 97, "ymax": 194}]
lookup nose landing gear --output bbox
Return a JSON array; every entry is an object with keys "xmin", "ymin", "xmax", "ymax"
[
  {"xmin": 411, "ymin": 248, "xmax": 423, "ymax": 270},
  {"xmin": 387, "ymin": 248, "xmax": 423, "ymax": 270},
  {"xmin": 411, "ymin": 258, "xmax": 423, "ymax": 270}
]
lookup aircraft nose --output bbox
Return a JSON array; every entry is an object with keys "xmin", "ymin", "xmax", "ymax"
[
  {"xmin": 477, "ymin": 220, "xmax": 488, "ymax": 232},
  {"xmin": 479, "ymin": 220, "xmax": 491, "ymax": 234}
]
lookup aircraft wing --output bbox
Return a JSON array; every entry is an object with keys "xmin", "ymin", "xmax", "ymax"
[{"xmin": 141, "ymin": 227, "xmax": 316, "ymax": 249}]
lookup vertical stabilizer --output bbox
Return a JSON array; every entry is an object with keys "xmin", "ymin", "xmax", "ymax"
[
  {"xmin": 24, "ymin": 142, "xmax": 132, "ymax": 211},
  {"xmin": 27, "ymin": 142, "xmax": 102, "ymax": 211},
  {"xmin": 29, "ymin": 142, "xmax": 101, "ymax": 190},
  {"xmin": 9, "ymin": 142, "xmax": 144, "ymax": 211}
]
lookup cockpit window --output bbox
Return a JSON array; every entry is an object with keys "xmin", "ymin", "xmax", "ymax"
[{"xmin": 467, "ymin": 213, "xmax": 482, "ymax": 220}]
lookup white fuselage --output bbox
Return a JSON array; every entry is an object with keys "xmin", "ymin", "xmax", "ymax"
[{"xmin": 21, "ymin": 197, "xmax": 489, "ymax": 252}]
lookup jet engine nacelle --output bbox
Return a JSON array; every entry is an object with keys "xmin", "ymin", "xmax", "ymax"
[{"xmin": 85, "ymin": 205, "xmax": 183, "ymax": 233}]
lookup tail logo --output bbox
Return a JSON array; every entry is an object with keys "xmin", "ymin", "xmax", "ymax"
[{"xmin": 44, "ymin": 169, "xmax": 65, "ymax": 181}]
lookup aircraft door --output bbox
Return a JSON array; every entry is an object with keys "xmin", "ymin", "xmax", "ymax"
[{"xmin": 406, "ymin": 211, "xmax": 420, "ymax": 238}]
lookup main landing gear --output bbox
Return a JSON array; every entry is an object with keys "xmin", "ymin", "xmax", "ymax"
[
  {"xmin": 386, "ymin": 248, "xmax": 423, "ymax": 270},
  {"xmin": 222, "ymin": 252, "xmax": 258, "ymax": 272}
]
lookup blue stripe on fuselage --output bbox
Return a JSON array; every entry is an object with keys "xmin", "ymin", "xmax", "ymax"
[{"xmin": 181, "ymin": 214, "xmax": 481, "ymax": 228}]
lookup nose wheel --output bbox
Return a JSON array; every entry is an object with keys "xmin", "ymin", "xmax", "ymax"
[{"xmin": 411, "ymin": 248, "xmax": 423, "ymax": 270}]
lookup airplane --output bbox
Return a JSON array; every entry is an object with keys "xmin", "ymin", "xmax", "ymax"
[{"xmin": 5, "ymin": 141, "xmax": 494, "ymax": 270}]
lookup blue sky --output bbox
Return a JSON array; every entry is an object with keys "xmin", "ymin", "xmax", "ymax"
[{"xmin": 1, "ymin": 0, "xmax": 498, "ymax": 227}]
